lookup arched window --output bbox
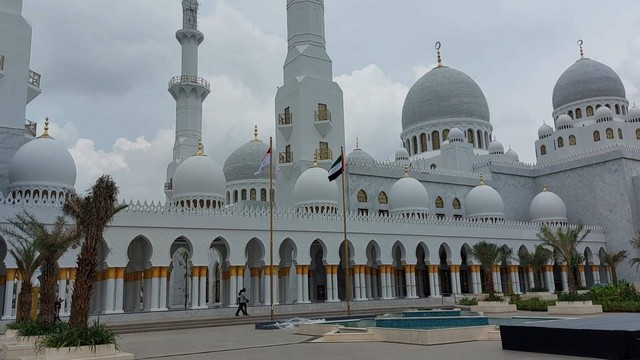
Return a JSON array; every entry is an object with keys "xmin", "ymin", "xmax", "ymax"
[
  {"xmin": 452, "ymin": 198, "xmax": 461, "ymax": 210},
  {"xmin": 618, "ymin": 128, "xmax": 623, "ymax": 139},
  {"xmin": 484, "ymin": 131, "xmax": 489, "ymax": 149},
  {"xmin": 233, "ymin": 190, "xmax": 238, "ymax": 203},
  {"xmin": 432, "ymin": 131, "xmax": 440, "ymax": 150},
  {"xmin": 420, "ymin": 133, "xmax": 427, "ymax": 152},
  {"xmin": 575, "ymin": 108, "xmax": 582, "ymax": 119},
  {"xmin": 378, "ymin": 191, "xmax": 388, "ymax": 204},
  {"xmin": 443, "ymin": 129, "xmax": 450, "ymax": 141},
  {"xmin": 467, "ymin": 129, "xmax": 474, "ymax": 145},
  {"xmin": 357, "ymin": 189, "xmax": 367, "ymax": 203},
  {"xmin": 226, "ymin": 191, "xmax": 230, "ymax": 204},
  {"xmin": 605, "ymin": 104, "xmax": 611, "ymax": 109},
  {"xmin": 430, "ymin": 163, "xmax": 436, "ymax": 169},
  {"xmin": 405, "ymin": 139, "xmax": 411, "ymax": 153},
  {"xmin": 596, "ymin": 104, "xmax": 601, "ymax": 110},
  {"xmin": 606, "ymin": 128, "xmax": 614, "ymax": 139},
  {"xmin": 636, "ymin": 129, "xmax": 640, "ymax": 140},
  {"xmin": 593, "ymin": 131, "xmax": 601, "ymax": 142},
  {"xmin": 623, "ymin": 106, "xmax": 628, "ymax": 115},
  {"xmin": 435, "ymin": 196, "xmax": 444, "ymax": 208},
  {"xmin": 241, "ymin": 189, "xmax": 247, "ymax": 200},
  {"xmin": 568, "ymin": 110, "xmax": 573, "ymax": 119},
  {"xmin": 615, "ymin": 104, "xmax": 621, "ymax": 115},
  {"xmin": 540, "ymin": 145, "xmax": 546, "ymax": 155},
  {"xmin": 557, "ymin": 136, "xmax": 564, "ymax": 148},
  {"xmin": 569, "ymin": 135, "xmax": 576, "ymax": 146},
  {"xmin": 586, "ymin": 106, "xmax": 594, "ymax": 116},
  {"xmin": 477, "ymin": 130, "xmax": 483, "ymax": 148},
  {"xmin": 412, "ymin": 136, "xmax": 418, "ymax": 155},
  {"xmin": 261, "ymin": 188, "xmax": 267, "ymax": 201},
  {"xmin": 250, "ymin": 188, "xmax": 256, "ymax": 201}
]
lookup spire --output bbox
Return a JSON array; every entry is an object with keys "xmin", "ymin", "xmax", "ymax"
[
  {"xmin": 542, "ymin": 179, "xmax": 548, "ymax": 192},
  {"xmin": 39, "ymin": 117, "xmax": 51, "ymax": 139},
  {"xmin": 182, "ymin": 0, "xmax": 199, "ymax": 30},
  {"xmin": 435, "ymin": 41, "xmax": 443, "ymax": 67},
  {"xmin": 254, "ymin": 125, "xmax": 258, "ymax": 141},
  {"xmin": 313, "ymin": 153, "xmax": 318, "ymax": 167},
  {"xmin": 356, "ymin": 137, "xmax": 359, "ymax": 149},
  {"xmin": 577, "ymin": 39, "xmax": 584, "ymax": 59},
  {"xmin": 403, "ymin": 164, "xmax": 409, "ymax": 177},
  {"xmin": 196, "ymin": 139, "xmax": 204, "ymax": 156},
  {"xmin": 479, "ymin": 174, "xmax": 484, "ymax": 185}
]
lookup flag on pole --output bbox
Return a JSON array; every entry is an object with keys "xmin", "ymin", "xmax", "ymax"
[
  {"xmin": 254, "ymin": 147, "xmax": 271, "ymax": 175},
  {"xmin": 328, "ymin": 154, "xmax": 343, "ymax": 181}
]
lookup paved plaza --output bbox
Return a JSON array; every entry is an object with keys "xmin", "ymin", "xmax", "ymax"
[{"xmin": 119, "ymin": 323, "xmax": 599, "ymax": 360}]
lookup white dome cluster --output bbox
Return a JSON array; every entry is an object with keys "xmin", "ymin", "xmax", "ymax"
[
  {"xmin": 172, "ymin": 143, "xmax": 226, "ymax": 209},
  {"xmin": 556, "ymin": 114, "xmax": 573, "ymax": 130},
  {"xmin": 347, "ymin": 148, "xmax": 375, "ymax": 164},
  {"xmin": 389, "ymin": 165, "xmax": 429, "ymax": 219},
  {"xmin": 8, "ymin": 118, "xmax": 76, "ymax": 204},
  {"xmin": 627, "ymin": 107, "xmax": 640, "ymax": 123},
  {"xmin": 538, "ymin": 123, "xmax": 553, "ymax": 139},
  {"xmin": 505, "ymin": 148, "xmax": 519, "ymax": 162},
  {"xmin": 595, "ymin": 106, "xmax": 614, "ymax": 123},
  {"xmin": 448, "ymin": 128, "xmax": 465, "ymax": 143},
  {"xmin": 464, "ymin": 176, "xmax": 505, "ymax": 222},
  {"xmin": 488, "ymin": 139, "xmax": 504, "ymax": 155},
  {"xmin": 294, "ymin": 161, "xmax": 339, "ymax": 214},
  {"xmin": 529, "ymin": 181, "xmax": 567, "ymax": 226}
]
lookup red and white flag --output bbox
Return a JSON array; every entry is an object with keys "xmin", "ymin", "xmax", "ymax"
[{"xmin": 254, "ymin": 147, "xmax": 272, "ymax": 175}]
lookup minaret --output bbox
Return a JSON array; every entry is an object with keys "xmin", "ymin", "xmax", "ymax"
[
  {"xmin": 165, "ymin": 0, "xmax": 211, "ymax": 200},
  {"xmin": 275, "ymin": 0, "xmax": 345, "ymax": 207},
  {"xmin": 0, "ymin": 0, "xmax": 42, "ymax": 193}
]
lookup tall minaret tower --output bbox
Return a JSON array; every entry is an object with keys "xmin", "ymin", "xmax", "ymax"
[
  {"xmin": 165, "ymin": 0, "xmax": 210, "ymax": 200},
  {"xmin": 275, "ymin": 0, "xmax": 345, "ymax": 207},
  {"xmin": 0, "ymin": 0, "xmax": 41, "ymax": 193}
]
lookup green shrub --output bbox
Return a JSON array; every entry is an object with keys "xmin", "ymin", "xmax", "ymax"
[
  {"xmin": 35, "ymin": 321, "xmax": 118, "ymax": 353},
  {"xmin": 16, "ymin": 320, "xmax": 67, "ymax": 337},
  {"xmin": 557, "ymin": 292, "xmax": 591, "ymax": 302},
  {"xmin": 590, "ymin": 281, "xmax": 640, "ymax": 302},
  {"xmin": 596, "ymin": 300, "xmax": 640, "ymax": 312},
  {"xmin": 528, "ymin": 287, "xmax": 548, "ymax": 292},
  {"xmin": 6, "ymin": 322, "xmax": 21, "ymax": 330},
  {"xmin": 484, "ymin": 294, "xmax": 504, "ymax": 302},
  {"xmin": 458, "ymin": 297, "xmax": 478, "ymax": 306},
  {"xmin": 511, "ymin": 297, "xmax": 555, "ymax": 311}
]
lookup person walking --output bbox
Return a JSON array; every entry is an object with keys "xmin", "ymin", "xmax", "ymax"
[
  {"xmin": 235, "ymin": 288, "xmax": 249, "ymax": 316},
  {"xmin": 53, "ymin": 298, "xmax": 63, "ymax": 322}
]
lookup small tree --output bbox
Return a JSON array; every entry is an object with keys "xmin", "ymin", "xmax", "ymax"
[
  {"xmin": 518, "ymin": 245, "xmax": 552, "ymax": 290},
  {"xmin": 0, "ymin": 214, "xmax": 44, "ymax": 322},
  {"xmin": 175, "ymin": 249, "xmax": 191, "ymax": 309},
  {"xmin": 538, "ymin": 224, "xmax": 590, "ymax": 295},
  {"xmin": 598, "ymin": 249, "xmax": 628, "ymax": 284},
  {"xmin": 469, "ymin": 242, "xmax": 512, "ymax": 298},
  {"xmin": 629, "ymin": 232, "xmax": 640, "ymax": 271}
]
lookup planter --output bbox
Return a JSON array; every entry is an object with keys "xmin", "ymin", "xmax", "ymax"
[
  {"xmin": 548, "ymin": 300, "xmax": 603, "ymax": 315},
  {"xmin": 521, "ymin": 292, "xmax": 557, "ymax": 301},
  {"xmin": 470, "ymin": 301, "xmax": 517, "ymax": 313},
  {"xmin": 37, "ymin": 344, "xmax": 133, "ymax": 360}
]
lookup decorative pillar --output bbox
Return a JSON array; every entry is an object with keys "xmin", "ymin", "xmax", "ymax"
[
  {"xmin": 606, "ymin": 266, "xmax": 612, "ymax": 284},
  {"xmin": 331, "ymin": 265, "xmax": 339, "ymax": 302},
  {"xmin": 469, "ymin": 265, "xmax": 478, "ymax": 294},
  {"xmin": 302, "ymin": 266, "xmax": 310, "ymax": 303},
  {"xmin": 560, "ymin": 265, "xmax": 569, "ymax": 292},
  {"xmin": 491, "ymin": 266, "xmax": 501, "ymax": 293},
  {"xmin": 2, "ymin": 269, "xmax": 15, "ymax": 319},
  {"xmin": 379, "ymin": 266, "xmax": 387, "ymax": 299},
  {"xmin": 250, "ymin": 268, "xmax": 260, "ymax": 304},
  {"xmin": 365, "ymin": 266, "xmax": 372, "ymax": 300},
  {"xmin": 404, "ymin": 265, "xmax": 413, "ymax": 298},
  {"xmin": 527, "ymin": 267, "xmax": 535, "ymax": 291},
  {"xmin": 324, "ymin": 266, "xmax": 333, "ymax": 302},
  {"xmin": 511, "ymin": 266, "xmax": 521, "ymax": 294},
  {"xmin": 591, "ymin": 265, "xmax": 601, "ymax": 285},
  {"xmin": 543, "ymin": 265, "xmax": 554, "ymax": 291},
  {"xmin": 190, "ymin": 266, "xmax": 200, "ymax": 309},
  {"xmin": 359, "ymin": 266, "xmax": 367, "ymax": 300},
  {"xmin": 199, "ymin": 266, "xmax": 207, "ymax": 308},
  {"xmin": 352, "ymin": 266, "xmax": 361, "ymax": 300},
  {"xmin": 58, "ymin": 268, "xmax": 69, "ymax": 316},
  {"xmin": 386, "ymin": 266, "xmax": 395, "ymax": 299},
  {"xmin": 158, "ymin": 267, "xmax": 168, "ymax": 310},
  {"xmin": 104, "ymin": 268, "xmax": 116, "ymax": 313},
  {"xmin": 429, "ymin": 265, "xmax": 440, "ymax": 297},
  {"xmin": 578, "ymin": 265, "xmax": 587, "ymax": 288},
  {"xmin": 229, "ymin": 266, "xmax": 237, "ymax": 307}
]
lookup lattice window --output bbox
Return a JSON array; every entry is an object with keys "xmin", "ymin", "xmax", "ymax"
[
  {"xmin": 378, "ymin": 191, "xmax": 388, "ymax": 204},
  {"xmin": 250, "ymin": 189, "xmax": 256, "ymax": 201},
  {"xmin": 432, "ymin": 131, "xmax": 440, "ymax": 150},
  {"xmin": 420, "ymin": 133, "xmax": 427, "ymax": 152},
  {"xmin": 576, "ymin": 108, "xmax": 582, "ymax": 119},
  {"xmin": 587, "ymin": 106, "xmax": 594, "ymax": 116},
  {"xmin": 594, "ymin": 131, "xmax": 601, "ymax": 142},
  {"xmin": 435, "ymin": 196, "xmax": 444, "ymax": 209},
  {"xmin": 606, "ymin": 128, "xmax": 614, "ymax": 139},
  {"xmin": 452, "ymin": 198, "xmax": 461, "ymax": 210},
  {"xmin": 357, "ymin": 190, "xmax": 368, "ymax": 203},
  {"xmin": 443, "ymin": 129, "xmax": 450, "ymax": 141},
  {"xmin": 618, "ymin": 129, "xmax": 623, "ymax": 139},
  {"xmin": 540, "ymin": 145, "xmax": 546, "ymax": 155},
  {"xmin": 569, "ymin": 135, "xmax": 576, "ymax": 146},
  {"xmin": 557, "ymin": 137, "xmax": 564, "ymax": 148}
]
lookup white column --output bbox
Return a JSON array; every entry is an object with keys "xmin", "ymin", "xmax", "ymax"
[
  {"xmin": 133, "ymin": 273, "xmax": 142, "ymax": 310},
  {"xmin": 510, "ymin": 269, "xmax": 520, "ymax": 294},
  {"xmin": 379, "ymin": 268, "xmax": 388, "ymax": 299},
  {"xmin": 57, "ymin": 270, "xmax": 68, "ymax": 316},
  {"xmin": 528, "ymin": 269, "xmax": 535, "ymax": 290},
  {"xmin": 199, "ymin": 269, "xmax": 207, "ymax": 308},
  {"xmin": 561, "ymin": 267, "xmax": 569, "ymax": 292},
  {"xmin": 365, "ymin": 268, "xmax": 372, "ymax": 300},
  {"xmin": 273, "ymin": 269, "xmax": 280, "ymax": 304},
  {"xmin": 405, "ymin": 268, "xmax": 413, "ymax": 298},
  {"xmin": 190, "ymin": 268, "xmax": 199, "ymax": 309},
  {"xmin": 302, "ymin": 268, "xmax": 310, "ymax": 303},
  {"xmin": 546, "ymin": 269, "xmax": 555, "ymax": 291},
  {"xmin": 359, "ymin": 268, "xmax": 366, "ymax": 300},
  {"xmin": 142, "ymin": 269, "xmax": 152, "ymax": 311},
  {"xmin": 296, "ymin": 268, "xmax": 303, "ymax": 303},
  {"xmin": 150, "ymin": 272, "xmax": 160, "ymax": 311},
  {"xmin": 251, "ymin": 270, "xmax": 260, "ymax": 304},
  {"xmin": 2, "ymin": 271, "xmax": 15, "ymax": 319},
  {"xmin": 493, "ymin": 269, "xmax": 502, "ymax": 293},
  {"xmin": 593, "ymin": 267, "xmax": 601, "ymax": 285},
  {"xmin": 158, "ymin": 269, "xmax": 168, "ymax": 310},
  {"xmin": 113, "ymin": 269, "xmax": 124, "ymax": 313},
  {"xmin": 431, "ymin": 267, "xmax": 441, "ymax": 297},
  {"xmin": 264, "ymin": 268, "xmax": 272, "ymax": 305},
  {"xmin": 450, "ymin": 271, "xmax": 458, "ymax": 295},
  {"xmin": 470, "ymin": 267, "xmax": 478, "ymax": 294},
  {"xmin": 325, "ymin": 268, "xmax": 333, "ymax": 302},
  {"xmin": 229, "ymin": 267, "xmax": 238, "ymax": 307},
  {"xmin": 454, "ymin": 268, "xmax": 461, "ymax": 294},
  {"xmin": 386, "ymin": 268, "xmax": 394, "ymax": 298},
  {"xmin": 331, "ymin": 268, "xmax": 338, "ymax": 302}
]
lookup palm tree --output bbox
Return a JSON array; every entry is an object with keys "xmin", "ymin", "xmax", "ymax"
[
  {"xmin": 469, "ymin": 242, "xmax": 512, "ymax": 298},
  {"xmin": 629, "ymin": 232, "xmax": 640, "ymax": 271},
  {"xmin": 518, "ymin": 245, "xmax": 552, "ymax": 290},
  {"xmin": 598, "ymin": 249, "xmax": 628, "ymax": 284},
  {"xmin": 538, "ymin": 224, "xmax": 590, "ymax": 295},
  {"xmin": 0, "ymin": 213, "xmax": 44, "ymax": 322},
  {"xmin": 63, "ymin": 175, "xmax": 127, "ymax": 328}
]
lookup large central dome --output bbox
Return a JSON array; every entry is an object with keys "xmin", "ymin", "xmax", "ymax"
[
  {"xmin": 401, "ymin": 66, "xmax": 490, "ymax": 131},
  {"xmin": 552, "ymin": 58, "xmax": 625, "ymax": 110}
]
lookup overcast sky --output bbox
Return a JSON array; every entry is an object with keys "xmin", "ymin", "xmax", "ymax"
[{"xmin": 21, "ymin": 0, "xmax": 640, "ymax": 202}]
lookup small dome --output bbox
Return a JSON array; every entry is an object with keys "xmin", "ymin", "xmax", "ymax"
[
  {"xmin": 347, "ymin": 148, "xmax": 375, "ymax": 164},
  {"xmin": 538, "ymin": 124, "xmax": 553, "ymax": 139},
  {"xmin": 488, "ymin": 139, "xmax": 504, "ymax": 155},
  {"xmin": 505, "ymin": 148, "xmax": 519, "ymax": 162},
  {"xmin": 552, "ymin": 58, "xmax": 626, "ymax": 110},
  {"xmin": 595, "ymin": 106, "xmax": 614, "ymax": 122},
  {"xmin": 389, "ymin": 173, "xmax": 429, "ymax": 216},
  {"xmin": 173, "ymin": 152, "xmax": 226, "ymax": 202},
  {"xmin": 402, "ymin": 66, "xmax": 490, "ymax": 131},
  {"xmin": 9, "ymin": 134, "xmax": 76, "ymax": 193},
  {"xmin": 464, "ymin": 182, "xmax": 504, "ymax": 219},
  {"xmin": 395, "ymin": 147, "xmax": 409, "ymax": 161},
  {"xmin": 556, "ymin": 114, "xmax": 573, "ymax": 130},
  {"xmin": 627, "ymin": 107, "xmax": 640, "ymax": 122},
  {"xmin": 293, "ymin": 166, "xmax": 339, "ymax": 209},
  {"xmin": 223, "ymin": 138, "xmax": 271, "ymax": 182},
  {"xmin": 529, "ymin": 186, "xmax": 567, "ymax": 223},
  {"xmin": 449, "ymin": 127, "xmax": 465, "ymax": 142}
]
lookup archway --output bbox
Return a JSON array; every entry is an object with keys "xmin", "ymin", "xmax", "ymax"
[
  {"xmin": 337, "ymin": 240, "xmax": 355, "ymax": 300},
  {"xmin": 90, "ymin": 239, "xmax": 110, "ymax": 314},
  {"xmin": 124, "ymin": 236, "xmax": 153, "ymax": 312},
  {"xmin": 366, "ymin": 240, "xmax": 381, "ymax": 299},
  {"xmin": 209, "ymin": 237, "xmax": 229, "ymax": 305},
  {"xmin": 416, "ymin": 242, "xmax": 430, "ymax": 297},
  {"xmin": 278, "ymin": 238, "xmax": 297, "ymax": 304},
  {"xmin": 245, "ymin": 238, "xmax": 265, "ymax": 305},
  {"xmin": 168, "ymin": 237, "xmax": 193, "ymax": 308},
  {"xmin": 584, "ymin": 247, "xmax": 594, "ymax": 287},
  {"xmin": 598, "ymin": 248, "xmax": 609, "ymax": 284},
  {"xmin": 438, "ymin": 243, "xmax": 452, "ymax": 295},
  {"xmin": 460, "ymin": 244, "xmax": 471, "ymax": 294},
  {"xmin": 309, "ymin": 239, "xmax": 327, "ymax": 302},
  {"xmin": 391, "ymin": 241, "xmax": 407, "ymax": 298}
]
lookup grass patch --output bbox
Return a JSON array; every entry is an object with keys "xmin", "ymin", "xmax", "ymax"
[{"xmin": 35, "ymin": 321, "xmax": 118, "ymax": 354}]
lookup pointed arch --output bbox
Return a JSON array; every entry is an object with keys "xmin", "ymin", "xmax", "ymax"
[
  {"xmin": 452, "ymin": 198, "xmax": 461, "ymax": 210},
  {"xmin": 378, "ymin": 191, "xmax": 388, "ymax": 204},
  {"xmin": 357, "ymin": 189, "xmax": 368, "ymax": 203}
]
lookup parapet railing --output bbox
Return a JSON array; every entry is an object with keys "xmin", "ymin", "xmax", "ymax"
[{"xmin": 168, "ymin": 75, "xmax": 210, "ymax": 91}]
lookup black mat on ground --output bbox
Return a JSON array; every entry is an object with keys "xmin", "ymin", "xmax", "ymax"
[{"xmin": 500, "ymin": 314, "xmax": 640, "ymax": 359}]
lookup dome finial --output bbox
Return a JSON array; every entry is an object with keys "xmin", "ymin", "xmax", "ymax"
[
  {"xmin": 435, "ymin": 41, "xmax": 443, "ymax": 67},
  {"xmin": 403, "ymin": 164, "xmax": 409, "ymax": 177},
  {"xmin": 577, "ymin": 39, "xmax": 584, "ymax": 59},
  {"xmin": 254, "ymin": 125, "xmax": 258, "ymax": 141},
  {"xmin": 542, "ymin": 179, "xmax": 548, "ymax": 192},
  {"xmin": 356, "ymin": 136, "xmax": 359, "ymax": 149},
  {"xmin": 39, "ymin": 117, "xmax": 51, "ymax": 139},
  {"xmin": 196, "ymin": 139, "xmax": 204, "ymax": 156},
  {"xmin": 479, "ymin": 173, "xmax": 484, "ymax": 185},
  {"xmin": 313, "ymin": 152, "xmax": 317, "ymax": 167}
]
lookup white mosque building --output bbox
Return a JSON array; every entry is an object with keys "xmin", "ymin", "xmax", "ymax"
[{"xmin": 0, "ymin": 0, "xmax": 637, "ymax": 318}]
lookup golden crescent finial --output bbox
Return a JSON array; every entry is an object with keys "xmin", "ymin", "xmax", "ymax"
[
  {"xmin": 403, "ymin": 164, "xmax": 409, "ymax": 177},
  {"xmin": 196, "ymin": 139, "xmax": 204, "ymax": 156},
  {"xmin": 435, "ymin": 41, "xmax": 443, "ymax": 67},
  {"xmin": 479, "ymin": 174, "xmax": 484, "ymax": 185},
  {"xmin": 313, "ymin": 152, "xmax": 317, "ymax": 167},
  {"xmin": 577, "ymin": 39, "xmax": 584, "ymax": 59},
  {"xmin": 356, "ymin": 137, "xmax": 359, "ymax": 149},
  {"xmin": 39, "ymin": 117, "xmax": 51, "ymax": 138},
  {"xmin": 254, "ymin": 125, "xmax": 258, "ymax": 141},
  {"xmin": 542, "ymin": 179, "xmax": 548, "ymax": 192}
]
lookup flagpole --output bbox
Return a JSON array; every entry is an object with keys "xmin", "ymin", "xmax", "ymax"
[
  {"xmin": 269, "ymin": 137, "xmax": 275, "ymax": 321},
  {"xmin": 340, "ymin": 146, "xmax": 351, "ymax": 316}
]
